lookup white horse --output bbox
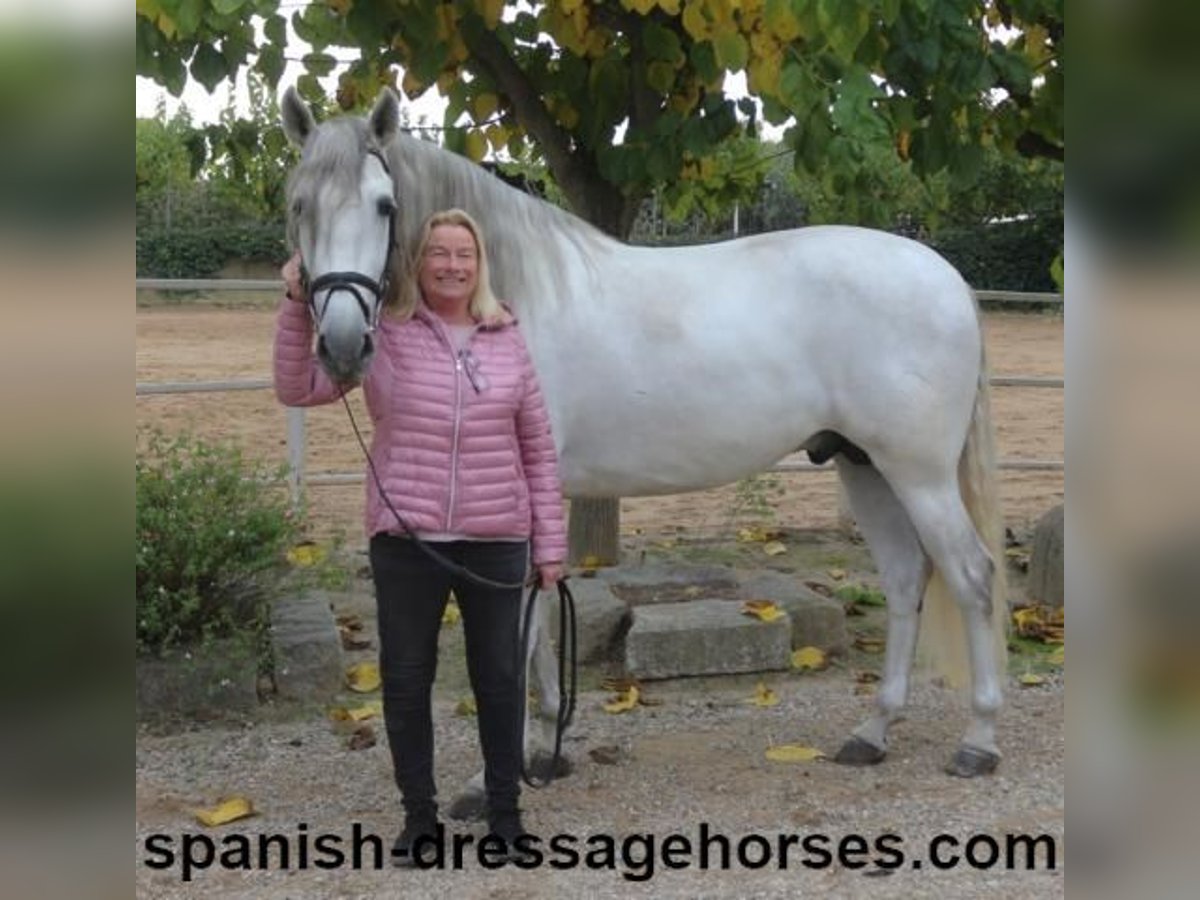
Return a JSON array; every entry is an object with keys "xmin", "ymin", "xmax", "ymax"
[{"xmin": 280, "ymin": 87, "xmax": 1009, "ymax": 811}]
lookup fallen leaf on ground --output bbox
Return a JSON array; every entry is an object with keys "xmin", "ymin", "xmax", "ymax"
[
  {"xmin": 455, "ymin": 697, "xmax": 477, "ymax": 716},
  {"xmin": 194, "ymin": 796, "xmax": 255, "ymax": 827},
  {"xmin": 336, "ymin": 613, "xmax": 363, "ymax": 631},
  {"xmin": 1048, "ymin": 646, "xmax": 1065, "ymax": 666},
  {"xmin": 827, "ymin": 568, "xmax": 847, "ymax": 581},
  {"xmin": 856, "ymin": 671, "xmax": 881, "ymax": 683},
  {"xmin": 854, "ymin": 636, "xmax": 885, "ymax": 653},
  {"xmin": 329, "ymin": 701, "xmax": 382, "ymax": 723},
  {"xmin": 347, "ymin": 724, "xmax": 376, "ymax": 750},
  {"xmin": 743, "ymin": 600, "xmax": 785, "ymax": 622},
  {"xmin": 791, "ymin": 646, "xmax": 827, "ymax": 671},
  {"xmin": 286, "ymin": 542, "xmax": 326, "ymax": 567},
  {"xmin": 346, "ymin": 662, "xmax": 381, "ymax": 693},
  {"xmin": 763, "ymin": 541, "xmax": 788, "ymax": 557},
  {"xmin": 765, "ymin": 745, "xmax": 825, "ymax": 763},
  {"xmin": 1018, "ymin": 673, "xmax": 1046, "ymax": 687},
  {"xmin": 747, "ymin": 681, "xmax": 780, "ymax": 707},
  {"xmin": 737, "ymin": 526, "xmax": 771, "ymax": 543},
  {"xmin": 603, "ymin": 685, "xmax": 640, "ymax": 714}
]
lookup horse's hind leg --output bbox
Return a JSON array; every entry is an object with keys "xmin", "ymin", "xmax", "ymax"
[
  {"xmin": 832, "ymin": 460, "xmax": 931, "ymax": 766},
  {"xmin": 891, "ymin": 479, "xmax": 1003, "ymax": 777}
]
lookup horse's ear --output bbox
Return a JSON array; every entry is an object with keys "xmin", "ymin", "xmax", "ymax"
[
  {"xmin": 281, "ymin": 87, "xmax": 316, "ymax": 148},
  {"xmin": 369, "ymin": 88, "xmax": 400, "ymax": 145}
]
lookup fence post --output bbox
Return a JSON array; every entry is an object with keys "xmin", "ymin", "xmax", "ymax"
[{"xmin": 286, "ymin": 406, "xmax": 306, "ymax": 510}]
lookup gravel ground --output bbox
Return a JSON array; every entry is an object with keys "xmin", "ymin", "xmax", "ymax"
[{"xmin": 136, "ymin": 664, "xmax": 1063, "ymax": 898}]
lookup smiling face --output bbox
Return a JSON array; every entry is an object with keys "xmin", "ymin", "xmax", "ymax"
[{"xmin": 418, "ymin": 224, "xmax": 480, "ymax": 322}]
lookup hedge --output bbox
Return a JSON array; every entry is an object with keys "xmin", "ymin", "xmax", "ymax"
[
  {"xmin": 136, "ymin": 222, "xmax": 289, "ymax": 278},
  {"xmin": 931, "ymin": 215, "xmax": 1062, "ymax": 293}
]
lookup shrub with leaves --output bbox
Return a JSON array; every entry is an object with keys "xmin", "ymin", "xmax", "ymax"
[{"xmin": 136, "ymin": 430, "xmax": 298, "ymax": 656}]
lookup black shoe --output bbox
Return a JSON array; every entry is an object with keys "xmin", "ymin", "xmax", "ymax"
[
  {"xmin": 486, "ymin": 808, "xmax": 534, "ymax": 862},
  {"xmin": 392, "ymin": 808, "xmax": 441, "ymax": 869}
]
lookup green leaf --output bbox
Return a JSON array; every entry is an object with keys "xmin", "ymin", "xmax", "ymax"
[
  {"xmin": 190, "ymin": 44, "xmax": 229, "ymax": 93},
  {"xmin": 255, "ymin": 43, "xmax": 285, "ymax": 87},
  {"xmin": 818, "ymin": 0, "xmax": 870, "ymax": 63},
  {"xmin": 210, "ymin": 0, "xmax": 248, "ymax": 15},
  {"xmin": 643, "ymin": 22, "xmax": 683, "ymax": 64},
  {"xmin": 712, "ymin": 31, "xmax": 749, "ymax": 72},
  {"xmin": 263, "ymin": 14, "xmax": 287, "ymax": 47},
  {"xmin": 690, "ymin": 41, "xmax": 719, "ymax": 84},
  {"xmin": 173, "ymin": 0, "xmax": 205, "ymax": 37},
  {"xmin": 304, "ymin": 52, "xmax": 339, "ymax": 78}
]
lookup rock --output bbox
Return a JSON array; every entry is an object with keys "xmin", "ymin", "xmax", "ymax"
[
  {"xmin": 734, "ymin": 569, "xmax": 849, "ymax": 654},
  {"xmin": 544, "ymin": 578, "xmax": 629, "ymax": 664},
  {"xmin": 1027, "ymin": 504, "xmax": 1064, "ymax": 608},
  {"xmin": 626, "ymin": 599, "xmax": 792, "ymax": 680},
  {"xmin": 270, "ymin": 590, "xmax": 345, "ymax": 702}
]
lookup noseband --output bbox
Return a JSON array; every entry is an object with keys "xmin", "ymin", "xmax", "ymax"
[{"xmin": 300, "ymin": 148, "xmax": 396, "ymax": 335}]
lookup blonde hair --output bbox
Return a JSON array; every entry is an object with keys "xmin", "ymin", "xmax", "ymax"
[{"xmin": 390, "ymin": 208, "xmax": 505, "ymax": 322}]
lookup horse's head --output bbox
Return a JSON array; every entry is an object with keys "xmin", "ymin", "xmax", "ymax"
[{"xmin": 281, "ymin": 87, "xmax": 401, "ymax": 384}]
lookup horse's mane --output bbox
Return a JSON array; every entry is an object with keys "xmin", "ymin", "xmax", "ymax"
[{"xmin": 387, "ymin": 130, "xmax": 613, "ymax": 313}]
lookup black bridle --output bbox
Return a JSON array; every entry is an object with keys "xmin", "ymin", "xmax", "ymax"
[{"xmin": 300, "ymin": 149, "xmax": 396, "ymax": 335}]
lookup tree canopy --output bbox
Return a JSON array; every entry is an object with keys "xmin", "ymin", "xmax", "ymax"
[{"xmin": 136, "ymin": 0, "xmax": 1063, "ymax": 238}]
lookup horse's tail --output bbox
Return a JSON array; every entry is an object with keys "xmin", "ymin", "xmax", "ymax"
[{"xmin": 916, "ymin": 337, "xmax": 1009, "ymax": 688}]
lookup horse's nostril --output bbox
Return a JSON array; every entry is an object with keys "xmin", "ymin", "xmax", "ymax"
[
  {"xmin": 363, "ymin": 333, "xmax": 374, "ymax": 357},
  {"xmin": 317, "ymin": 335, "xmax": 329, "ymax": 359}
]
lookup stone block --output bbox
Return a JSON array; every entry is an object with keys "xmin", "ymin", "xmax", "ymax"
[
  {"xmin": 626, "ymin": 599, "xmax": 792, "ymax": 680},
  {"xmin": 544, "ymin": 578, "xmax": 629, "ymax": 664},
  {"xmin": 735, "ymin": 570, "xmax": 849, "ymax": 654},
  {"xmin": 270, "ymin": 590, "xmax": 345, "ymax": 702}
]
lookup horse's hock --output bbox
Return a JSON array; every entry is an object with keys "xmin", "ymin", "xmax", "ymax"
[{"xmin": 557, "ymin": 562, "xmax": 847, "ymax": 680}]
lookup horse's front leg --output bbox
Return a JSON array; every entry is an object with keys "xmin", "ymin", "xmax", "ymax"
[{"xmin": 832, "ymin": 462, "xmax": 932, "ymax": 765}]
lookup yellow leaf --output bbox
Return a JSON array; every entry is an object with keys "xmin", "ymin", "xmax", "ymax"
[
  {"xmin": 603, "ymin": 685, "xmax": 640, "ymax": 714},
  {"xmin": 455, "ymin": 696, "xmax": 477, "ymax": 716},
  {"xmin": 853, "ymin": 635, "xmax": 885, "ymax": 653},
  {"xmin": 1048, "ymin": 646, "xmax": 1065, "ymax": 666},
  {"xmin": 1012, "ymin": 606, "xmax": 1042, "ymax": 630},
  {"xmin": 581, "ymin": 554, "xmax": 605, "ymax": 569},
  {"xmin": 791, "ymin": 646, "xmax": 827, "ymax": 671},
  {"xmin": 765, "ymin": 744, "xmax": 825, "ymax": 763},
  {"xmin": 827, "ymin": 568, "xmax": 846, "ymax": 581},
  {"xmin": 442, "ymin": 601, "xmax": 461, "ymax": 626},
  {"xmin": 682, "ymin": 1, "xmax": 709, "ymax": 41},
  {"xmin": 346, "ymin": 662, "xmax": 381, "ymax": 693},
  {"xmin": 747, "ymin": 681, "xmax": 779, "ymax": 707},
  {"xmin": 1019, "ymin": 673, "xmax": 1046, "ymax": 687},
  {"xmin": 194, "ymin": 796, "xmax": 255, "ymax": 827},
  {"xmin": 464, "ymin": 130, "xmax": 487, "ymax": 162},
  {"xmin": 763, "ymin": 541, "xmax": 788, "ymax": 557},
  {"xmin": 329, "ymin": 701, "xmax": 382, "ymax": 723},
  {"xmin": 743, "ymin": 600, "xmax": 785, "ymax": 622},
  {"xmin": 286, "ymin": 542, "xmax": 326, "ymax": 567},
  {"xmin": 472, "ymin": 92, "xmax": 499, "ymax": 122},
  {"xmin": 737, "ymin": 525, "xmax": 769, "ymax": 543}
]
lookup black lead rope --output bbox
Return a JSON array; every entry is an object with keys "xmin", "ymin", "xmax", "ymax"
[
  {"xmin": 519, "ymin": 578, "xmax": 578, "ymax": 788},
  {"xmin": 337, "ymin": 388, "xmax": 578, "ymax": 786}
]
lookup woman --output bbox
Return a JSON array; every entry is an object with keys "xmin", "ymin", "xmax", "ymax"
[{"xmin": 274, "ymin": 208, "xmax": 567, "ymax": 865}]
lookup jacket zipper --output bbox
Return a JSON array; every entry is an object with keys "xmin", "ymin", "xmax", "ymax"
[{"xmin": 447, "ymin": 350, "xmax": 465, "ymax": 530}]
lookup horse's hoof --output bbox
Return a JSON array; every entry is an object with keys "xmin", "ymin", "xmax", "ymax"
[
  {"xmin": 528, "ymin": 752, "xmax": 573, "ymax": 781},
  {"xmin": 834, "ymin": 736, "xmax": 887, "ymax": 766},
  {"xmin": 945, "ymin": 745, "xmax": 1000, "ymax": 778},
  {"xmin": 446, "ymin": 791, "xmax": 487, "ymax": 822}
]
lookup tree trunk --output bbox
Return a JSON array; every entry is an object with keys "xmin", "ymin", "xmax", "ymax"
[{"xmin": 567, "ymin": 497, "xmax": 621, "ymax": 566}]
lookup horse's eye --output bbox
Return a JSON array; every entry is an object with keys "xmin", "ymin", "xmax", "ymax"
[{"xmin": 377, "ymin": 197, "xmax": 395, "ymax": 217}]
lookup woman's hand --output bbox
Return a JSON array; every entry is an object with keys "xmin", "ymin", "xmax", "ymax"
[
  {"xmin": 282, "ymin": 251, "xmax": 306, "ymax": 303},
  {"xmin": 536, "ymin": 563, "xmax": 564, "ymax": 589}
]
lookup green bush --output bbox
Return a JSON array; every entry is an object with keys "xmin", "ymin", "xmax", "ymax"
[
  {"xmin": 136, "ymin": 430, "xmax": 298, "ymax": 657},
  {"xmin": 932, "ymin": 215, "xmax": 1063, "ymax": 293},
  {"xmin": 135, "ymin": 222, "xmax": 288, "ymax": 278}
]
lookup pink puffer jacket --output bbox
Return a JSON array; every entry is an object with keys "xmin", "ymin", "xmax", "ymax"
[{"xmin": 273, "ymin": 298, "xmax": 567, "ymax": 566}]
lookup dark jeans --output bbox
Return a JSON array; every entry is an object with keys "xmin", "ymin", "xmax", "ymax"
[{"xmin": 369, "ymin": 534, "xmax": 528, "ymax": 816}]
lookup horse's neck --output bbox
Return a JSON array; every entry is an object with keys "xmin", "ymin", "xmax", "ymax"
[{"xmin": 390, "ymin": 134, "xmax": 618, "ymax": 323}]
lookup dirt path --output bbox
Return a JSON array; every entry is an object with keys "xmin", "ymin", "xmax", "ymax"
[{"xmin": 135, "ymin": 307, "xmax": 1063, "ymax": 541}]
